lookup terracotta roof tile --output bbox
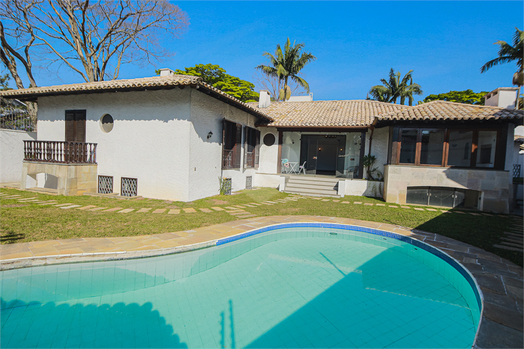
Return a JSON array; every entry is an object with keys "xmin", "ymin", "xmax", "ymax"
[
  {"xmin": 0, "ymin": 75, "xmax": 274, "ymax": 122},
  {"xmin": 378, "ymin": 100, "xmax": 524, "ymax": 122},
  {"xmin": 250, "ymin": 100, "xmax": 407, "ymax": 127}
]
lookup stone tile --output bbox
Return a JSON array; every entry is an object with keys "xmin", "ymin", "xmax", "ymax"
[
  {"xmin": 233, "ymin": 205, "xmax": 246, "ymax": 208},
  {"xmin": 414, "ymin": 208, "xmax": 424, "ymax": 211},
  {"xmin": 38, "ymin": 201, "xmax": 58, "ymax": 205},
  {"xmin": 483, "ymin": 302, "xmax": 523, "ymax": 332},
  {"xmin": 388, "ymin": 206, "xmax": 398, "ymax": 208},
  {"xmin": 78, "ymin": 205, "xmax": 97, "ymax": 210},
  {"xmin": 469, "ymin": 212, "xmax": 481, "ymax": 216},
  {"xmin": 118, "ymin": 209, "xmax": 134, "ymax": 213},
  {"xmin": 364, "ymin": 203, "xmax": 373, "ymax": 206},
  {"xmin": 89, "ymin": 207, "xmax": 107, "ymax": 211},
  {"xmin": 183, "ymin": 208, "xmax": 196, "ymax": 213},
  {"xmin": 332, "ymin": 200, "xmax": 340, "ymax": 202},
  {"xmin": 502, "ymin": 276, "xmax": 524, "ymax": 289},
  {"xmin": 137, "ymin": 208, "xmax": 151, "ymax": 213},
  {"xmin": 341, "ymin": 201, "xmax": 349, "ymax": 204},
  {"xmin": 235, "ymin": 214, "xmax": 257, "ymax": 219},
  {"xmin": 199, "ymin": 208, "xmax": 213, "ymax": 213},
  {"xmin": 454, "ymin": 211, "xmax": 466, "ymax": 214},
  {"xmin": 1, "ymin": 251, "xmax": 33, "ymax": 259},
  {"xmin": 152, "ymin": 209, "xmax": 166, "ymax": 214},
  {"xmin": 229, "ymin": 211, "xmax": 248, "ymax": 216},
  {"xmin": 354, "ymin": 202, "xmax": 362, "ymax": 205},
  {"xmin": 321, "ymin": 199, "xmax": 330, "ymax": 202},
  {"xmin": 476, "ymin": 273, "xmax": 507, "ymax": 295},
  {"xmin": 60, "ymin": 205, "xmax": 82, "ymax": 209},
  {"xmin": 224, "ymin": 206, "xmax": 238, "ymax": 210},
  {"xmin": 426, "ymin": 208, "xmax": 437, "ymax": 211},
  {"xmin": 168, "ymin": 209, "xmax": 180, "ymax": 215},
  {"xmin": 475, "ymin": 319, "xmax": 523, "ymax": 349},
  {"xmin": 104, "ymin": 207, "xmax": 123, "ymax": 212},
  {"xmin": 211, "ymin": 207, "xmax": 224, "ymax": 211},
  {"xmin": 375, "ymin": 203, "xmax": 385, "ymax": 206},
  {"xmin": 55, "ymin": 203, "xmax": 74, "ymax": 207}
]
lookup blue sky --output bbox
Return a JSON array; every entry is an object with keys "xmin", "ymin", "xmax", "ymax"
[{"xmin": 6, "ymin": 1, "xmax": 524, "ymax": 103}]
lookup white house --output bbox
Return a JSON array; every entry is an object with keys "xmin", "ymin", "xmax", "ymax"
[{"xmin": 1, "ymin": 72, "xmax": 522, "ymax": 213}]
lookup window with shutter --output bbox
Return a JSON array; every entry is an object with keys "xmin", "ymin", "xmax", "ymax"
[{"xmin": 222, "ymin": 120, "xmax": 242, "ymax": 169}]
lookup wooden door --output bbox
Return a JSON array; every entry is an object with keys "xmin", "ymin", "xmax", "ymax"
[{"xmin": 65, "ymin": 110, "xmax": 86, "ymax": 162}]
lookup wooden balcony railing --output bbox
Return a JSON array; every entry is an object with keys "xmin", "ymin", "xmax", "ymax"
[{"xmin": 24, "ymin": 141, "xmax": 97, "ymax": 164}]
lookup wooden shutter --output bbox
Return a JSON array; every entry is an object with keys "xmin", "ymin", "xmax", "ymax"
[
  {"xmin": 65, "ymin": 110, "xmax": 86, "ymax": 142},
  {"xmin": 222, "ymin": 119, "xmax": 227, "ymax": 169},
  {"xmin": 233, "ymin": 123, "xmax": 242, "ymax": 168},
  {"xmin": 243, "ymin": 126, "xmax": 248, "ymax": 168},
  {"xmin": 76, "ymin": 111, "xmax": 86, "ymax": 143},
  {"xmin": 255, "ymin": 129, "xmax": 260, "ymax": 168}
]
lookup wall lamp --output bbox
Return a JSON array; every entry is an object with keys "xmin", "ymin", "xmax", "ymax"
[{"xmin": 207, "ymin": 131, "xmax": 213, "ymax": 140}]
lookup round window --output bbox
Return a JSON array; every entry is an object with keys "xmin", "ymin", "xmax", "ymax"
[
  {"xmin": 263, "ymin": 133, "xmax": 276, "ymax": 146},
  {"xmin": 99, "ymin": 114, "xmax": 114, "ymax": 133}
]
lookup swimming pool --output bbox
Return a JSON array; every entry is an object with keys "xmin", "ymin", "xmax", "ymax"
[{"xmin": 1, "ymin": 224, "xmax": 482, "ymax": 348}]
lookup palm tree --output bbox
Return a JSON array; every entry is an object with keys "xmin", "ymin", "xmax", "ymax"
[
  {"xmin": 481, "ymin": 27, "xmax": 523, "ymax": 86},
  {"xmin": 369, "ymin": 69, "xmax": 423, "ymax": 105},
  {"xmin": 256, "ymin": 38, "xmax": 316, "ymax": 101}
]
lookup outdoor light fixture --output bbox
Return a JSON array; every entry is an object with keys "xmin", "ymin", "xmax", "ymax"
[{"xmin": 207, "ymin": 131, "xmax": 213, "ymax": 139}]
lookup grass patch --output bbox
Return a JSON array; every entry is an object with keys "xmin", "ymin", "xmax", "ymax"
[{"xmin": 1, "ymin": 188, "xmax": 521, "ymax": 267}]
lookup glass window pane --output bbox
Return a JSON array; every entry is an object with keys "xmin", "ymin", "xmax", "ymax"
[
  {"xmin": 420, "ymin": 129, "xmax": 444, "ymax": 165},
  {"xmin": 407, "ymin": 187, "xmax": 429, "ymax": 205},
  {"xmin": 429, "ymin": 188, "xmax": 454, "ymax": 207},
  {"xmin": 476, "ymin": 131, "xmax": 497, "ymax": 168},
  {"xmin": 448, "ymin": 130, "xmax": 473, "ymax": 167},
  {"xmin": 399, "ymin": 129, "xmax": 417, "ymax": 163}
]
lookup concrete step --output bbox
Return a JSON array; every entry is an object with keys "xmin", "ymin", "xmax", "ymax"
[
  {"xmin": 286, "ymin": 176, "xmax": 339, "ymax": 185},
  {"xmin": 285, "ymin": 187, "xmax": 339, "ymax": 197},
  {"xmin": 286, "ymin": 183, "xmax": 338, "ymax": 191}
]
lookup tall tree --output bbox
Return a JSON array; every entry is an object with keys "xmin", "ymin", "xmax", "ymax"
[
  {"xmin": 368, "ymin": 69, "xmax": 423, "ymax": 105},
  {"xmin": 420, "ymin": 90, "xmax": 489, "ymax": 105},
  {"xmin": 0, "ymin": 0, "xmax": 188, "ymax": 84},
  {"xmin": 480, "ymin": 27, "xmax": 523, "ymax": 86},
  {"xmin": 256, "ymin": 38, "xmax": 316, "ymax": 101},
  {"xmin": 166, "ymin": 64, "xmax": 259, "ymax": 103}
]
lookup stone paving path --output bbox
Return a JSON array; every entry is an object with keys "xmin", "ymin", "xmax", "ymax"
[
  {"xmin": 0, "ymin": 192, "xmax": 518, "ymax": 220},
  {"xmin": 494, "ymin": 216, "xmax": 523, "ymax": 252}
]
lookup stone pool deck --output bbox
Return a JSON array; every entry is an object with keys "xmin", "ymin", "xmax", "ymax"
[{"xmin": 0, "ymin": 215, "xmax": 522, "ymax": 348}]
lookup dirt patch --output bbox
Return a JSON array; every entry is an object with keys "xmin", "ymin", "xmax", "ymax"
[
  {"xmin": 211, "ymin": 199, "xmax": 229, "ymax": 205},
  {"xmin": 2, "ymin": 204, "xmax": 28, "ymax": 208}
]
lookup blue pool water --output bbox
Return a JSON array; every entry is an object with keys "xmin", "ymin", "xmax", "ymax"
[{"xmin": 1, "ymin": 225, "xmax": 481, "ymax": 348}]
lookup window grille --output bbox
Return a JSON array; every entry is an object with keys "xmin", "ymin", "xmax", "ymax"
[
  {"xmin": 246, "ymin": 176, "xmax": 253, "ymax": 190},
  {"xmin": 121, "ymin": 177, "xmax": 138, "ymax": 197},
  {"xmin": 513, "ymin": 164, "xmax": 521, "ymax": 178},
  {"xmin": 98, "ymin": 176, "xmax": 113, "ymax": 194}
]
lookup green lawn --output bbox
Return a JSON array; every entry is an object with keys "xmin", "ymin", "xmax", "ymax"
[{"xmin": 1, "ymin": 187, "xmax": 521, "ymax": 267}]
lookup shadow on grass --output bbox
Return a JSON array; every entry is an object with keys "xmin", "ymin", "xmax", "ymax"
[
  {"xmin": 0, "ymin": 231, "xmax": 25, "ymax": 244},
  {"xmin": 415, "ymin": 208, "xmax": 522, "ymax": 267}
]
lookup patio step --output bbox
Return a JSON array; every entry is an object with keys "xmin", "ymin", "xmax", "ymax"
[{"xmin": 284, "ymin": 176, "xmax": 340, "ymax": 197}]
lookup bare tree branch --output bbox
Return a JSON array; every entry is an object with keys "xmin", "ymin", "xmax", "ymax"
[{"xmin": 0, "ymin": 0, "xmax": 189, "ymax": 83}]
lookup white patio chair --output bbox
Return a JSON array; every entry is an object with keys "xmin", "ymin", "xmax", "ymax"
[{"xmin": 298, "ymin": 161, "xmax": 307, "ymax": 175}]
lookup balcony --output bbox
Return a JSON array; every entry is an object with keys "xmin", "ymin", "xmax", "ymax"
[
  {"xmin": 21, "ymin": 141, "xmax": 98, "ymax": 196},
  {"xmin": 24, "ymin": 140, "xmax": 97, "ymax": 164}
]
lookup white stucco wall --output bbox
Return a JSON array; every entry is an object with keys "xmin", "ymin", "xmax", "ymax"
[
  {"xmin": 37, "ymin": 89, "xmax": 192, "ymax": 201},
  {"xmin": 0, "ymin": 129, "xmax": 37, "ymax": 183},
  {"xmin": 368, "ymin": 127, "xmax": 389, "ymax": 179},
  {"xmin": 339, "ymin": 179, "xmax": 384, "ymax": 197},
  {"xmin": 189, "ymin": 89, "xmax": 260, "ymax": 199},
  {"xmin": 258, "ymin": 127, "xmax": 279, "ymax": 174}
]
